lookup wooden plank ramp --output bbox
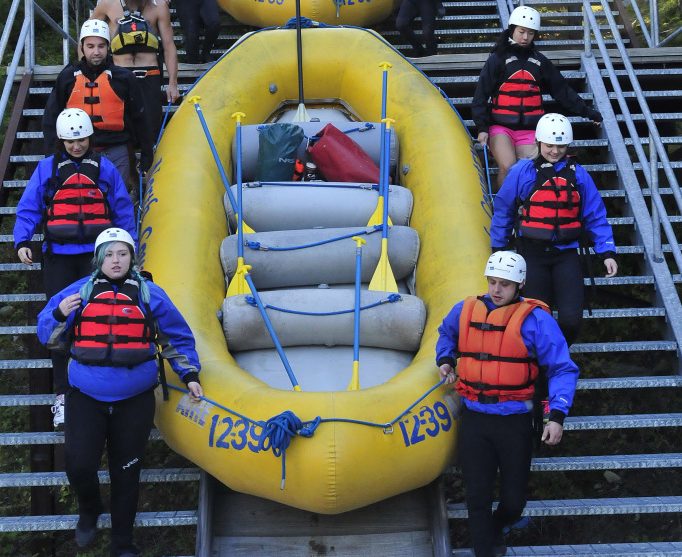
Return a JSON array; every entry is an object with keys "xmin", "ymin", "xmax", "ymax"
[{"xmin": 204, "ymin": 475, "xmax": 449, "ymax": 556}]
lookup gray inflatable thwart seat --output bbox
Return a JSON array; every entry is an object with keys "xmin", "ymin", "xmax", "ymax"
[
  {"xmin": 235, "ymin": 121, "xmax": 400, "ymax": 182},
  {"xmin": 220, "ymin": 226, "xmax": 419, "ymax": 289},
  {"xmin": 222, "ymin": 289, "xmax": 426, "ymax": 352},
  {"xmin": 224, "ymin": 183, "xmax": 413, "ymax": 232}
]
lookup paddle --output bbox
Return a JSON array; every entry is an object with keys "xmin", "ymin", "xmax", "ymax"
[
  {"xmin": 189, "ymin": 96, "xmax": 255, "ymax": 234},
  {"xmin": 227, "ymin": 112, "xmax": 251, "ymax": 297},
  {"xmin": 367, "ymin": 62, "xmax": 393, "ymax": 227},
  {"xmin": 483, "ymin": 143, "xmax": 494, "ymax": 206},
  {"xmin": 348, "ymin": 235, "xmax": 366, "ymax": 391},
  {"xmin": 368, "ymin": 118, "xmax": 399, "ymax": 293},
  {"xmin": 292, "ymin": 3, "xmax": 310, "ymax": 123},
  {"xmin": 241, "ymin": 266, "xmax": 302, "ymax": 392}
]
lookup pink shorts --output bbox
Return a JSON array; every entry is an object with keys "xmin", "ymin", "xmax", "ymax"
[{"xmin": 489, "ymin": 125, "xmax": 536, "ymax": 146}]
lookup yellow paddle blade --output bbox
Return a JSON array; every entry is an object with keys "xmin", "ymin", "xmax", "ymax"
[
  {"xmin": 366, "ymin": 195, "xmax": 393, "ymax": 227},
  {"xmin": 292, "ymin": 102, "xmax": 311, "ymax": 123},
  {"xmin": 226, "ymin": 258, "xmax": 251, "ymax": 297},
  {"xmin": 369, "ymin": 239, "xmax": 399, "ymax": 293},
  {"xmin": 236, "ymin": 214, "xmax": 255, "ymax": 234},
  {"xmin": 348, "ymin": 360, "xmax": 360, "ymax": 391}
]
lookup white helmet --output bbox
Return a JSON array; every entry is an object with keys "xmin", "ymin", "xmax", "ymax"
[
  {"xmin": 536, "ymin": 113, "xmax": 573, "ymax": 145},
  {"xmin": 80, "ymin": 19, "xmax": 110, "ymax": 44},
  {"xmin": 508, "ymin": 6, "xmax": 541, "ymax": 31},
  {"xmin": 484, "ymin": 251, "xmax": 526, "ymax": 284},
  {"xmin": 56, "ymin": 108, "xmax": 94, "ymax": 140},
  {"xmin": 95, "ymin": 228, "xmax": 136, "ymax": 254}
]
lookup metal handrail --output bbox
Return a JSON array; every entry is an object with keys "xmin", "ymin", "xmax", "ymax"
[
  {"xmin": 0, "ymin": 18, "xmax": 30, "ymax": 129},
  {"xmin": 583, "ymin": 0, "xmax": 682, "ymax": 272},
  {"xmin": 0, "ymin": 0, "xmax": 23, "ymax": 65},
  {"xmin": 0, "ymin": 0, "xmax": 78, "ymax": 135},
  {"xmin": 627, "ymin": 0, "xmax": 682, "ymax": 47}
]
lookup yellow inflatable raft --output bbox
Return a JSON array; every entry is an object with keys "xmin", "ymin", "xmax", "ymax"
[
  {"xmin": 143, "ymin": 26, "xmax": 489, "ymax": 514},
  {"xmin": 217, "ymin": 0, "xmax": 396, "ymax": 28}
]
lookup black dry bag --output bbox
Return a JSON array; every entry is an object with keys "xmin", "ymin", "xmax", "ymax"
[{"xmin": 255, "ymin": 123, "xmax": 305, "ymax": 181}]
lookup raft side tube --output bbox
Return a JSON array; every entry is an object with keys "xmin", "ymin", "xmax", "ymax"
[
  {"xmin": 222, "ymin": 289, "xmax": 426, "ymax": 351},
  {"xmin": 220, "ymin": 225, "xmax": 419, "ymax": 288}
]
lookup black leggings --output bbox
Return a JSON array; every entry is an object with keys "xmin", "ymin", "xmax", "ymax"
[
  {"xmin": 518, "ymin": 242, "xmax": 584, "ymax": 346},
  {"xmin": 65, "ymin": 388, "xmax": 155, "ymax": 556},
  {"xmin": 459, "ymin": 408, "xmax": 534, "ymax": 557},
  {"xmin": 135, "ymin": 68, "xmax": 163, "ymax": 142},
  {"xmin": 42, "ymin": 251, "xmax": 93, "ymax": 394},
  {"xmin": 175, "ymin": 0, "xmax": 221, "ymax": 63},
  {"xmin": 396, "ymin": 0, "xmax": 438, "ymax": 56}
]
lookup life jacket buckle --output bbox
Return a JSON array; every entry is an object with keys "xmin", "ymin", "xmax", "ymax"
[{"xmin": 477, "ymin": 393, "xmax": 499, "ymax": 404}]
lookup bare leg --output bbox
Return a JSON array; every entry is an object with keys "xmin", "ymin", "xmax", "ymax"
[
  {"xmin": 490, "ymin": 133, "xmax": 518, "ymax": 191},
  {"xmin": 516, "ymin": 143, "xmax": 538, "ymax": 161}
]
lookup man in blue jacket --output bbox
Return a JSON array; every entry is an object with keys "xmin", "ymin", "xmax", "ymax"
[{"xmin": 436, "ymin": 251, "xmax": 579, "ymax": 557}]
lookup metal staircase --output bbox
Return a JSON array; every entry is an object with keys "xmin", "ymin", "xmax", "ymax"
[{"xmin": 0, "ymin": 0, "xmax": 681, "ymax": 555}]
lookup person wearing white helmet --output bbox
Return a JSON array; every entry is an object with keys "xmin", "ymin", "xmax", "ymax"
[
  {"xmin": 490, "ymin": 113, "xmax": 618, "ymax": 346},
  {"xmin": 42, "ymin": 19, "xmax": 154, "ymax": 193},
  {"xmin": 91, "ymin": 0, "xmax": 180, "ymax": 139},
  {"xmin": 472, "ymin": 5, "xmax": 603, "ymax": 190},
  {"xmin": 37, "ymin": 227, "xmax": 203, "ymax": 557},
  {"xmin": 436, "ymin": 251, "xmax": 578, "ymax": 557},
  {"xmin": 15, "ymin": 108, "xmax": 137, "ymax": 430}
]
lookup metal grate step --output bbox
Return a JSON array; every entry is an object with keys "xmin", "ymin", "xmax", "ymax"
[
  {"xmin": 0, "ymin": 293, "xmax": 46, "ymax": 302},
  {"xmin": 0, "ymin": 358, "xmax": 51, "ymax": 369},
  {"xmin": 577, "ymin": 376, "xmax": 682, "ymax": 389},
  {"xmin": 580, "ymin": 307, "xmax": 666, "ymax": 318},
  {"xmin": 531, "ymin": 453, "xmax": 682, "ymax": 472},
  {"xmin": 0, "ymin": 429, "xmax": 162, "ymax": 445},
  {"xmin": 448, "ymin": 495, "xmax": 682, "ymax": 518},
  {"xmin": 565, "ymin": 413, "xmax": 682, "ymax": 430},
  {"xmin": 0, "ymin": 262, "xmax": 41, "ymax": 271},
  {"xmin": 0, "ymin": 468, "xmax": 200, "ymax": 487},
  {"xmin": 0, "ymin": 510, "xmax": 197, "ymax": 532},
  {"xmin": 570, "ymin": 341, "xmax": 678, "ymax": 353},
  {"xmin": 0, "ymin": 326, "xmax": 37, "ymax": 335},
  {"xmin": 454, "ymin": 541, "xmax": 682, "ymax": 556}
]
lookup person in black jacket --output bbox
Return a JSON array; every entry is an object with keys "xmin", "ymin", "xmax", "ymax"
[
  {"xmin": 472, "ymin": 6, "xmax": 602, "ymax": 190},
  {"xmin": 43, "ymin": 20, "xmax": 153, "ymax": 193}
]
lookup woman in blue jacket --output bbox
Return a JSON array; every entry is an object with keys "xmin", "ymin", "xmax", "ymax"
[
  {"xmin": 14, "ymin": 108, "xmax": 137, "ymax": 428},
  {"xmin": 436, "ymin": 251, "xmax": 579, "ymax": 557},
  {"xmin": 37, "ymin": 227, "xmax": 203, "ymax": 557},
  {"xmin": 490, "ymin": 113, "xmax": 618, "ymax": 345}
]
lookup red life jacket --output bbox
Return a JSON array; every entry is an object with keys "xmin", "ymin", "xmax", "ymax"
[
  {"xmin": 455, "ymin": 296, "xmax": 549, "ymax": 403},
  {"xmin": 518, "ymin": 159, "xmax": 582, "ymax": 243},
  {"xmin": 71, "ymin": 278, "xmax": 156, "ymax": 367},
  {"xmin": 491, "ymin": 55, "xmax": 544, "ymax": 129},
  {"xmin": 44, "ymin": 154, "xmax": 112, "ymax": 244},
  {"xmin": 67, "ymin": 70, "xmax": 125, "ymax": 132}
]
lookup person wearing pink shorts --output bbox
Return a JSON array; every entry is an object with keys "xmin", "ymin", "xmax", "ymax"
[{"xmin": 472, "ymin": 6, "xmax": 603, "ymax": 191}]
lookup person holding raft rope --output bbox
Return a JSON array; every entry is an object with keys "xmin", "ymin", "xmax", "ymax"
[
  {"xmin": 14, "ymin": 108, "xmax": 137, "ymax": 429},
  {"xmin": 472, "ymin": 5, "xmax": 603, "ymax": 190},
  {"xmin": 490, "ymin": 113, "xmax": 618, "ymax": 347},
  {"xmin": 37, "ymin": 227, "xmax": 203, "ymax": 557},
  {"xmin": 436, "ymin": 251, "xmax": 579, "ymax": 557}
]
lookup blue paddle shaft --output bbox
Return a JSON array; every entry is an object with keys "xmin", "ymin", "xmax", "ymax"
[
  {"xmin": 193, "ymin": 103, "xmax": 239, "ymax": 212},
  {"xmin": 380, "ymin": 126, "xmax": 391, "ymax": 238},
  {"xmin": 236, "ymin": 121, "xmax": 244, "ymax": 258},
  {"xmin": 353, "ymin": 245, "xmax": 362, "ymax": 361},
  {"xmin": 244, "ymin": 274, "xmax": 300, "ymax": 390}
]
